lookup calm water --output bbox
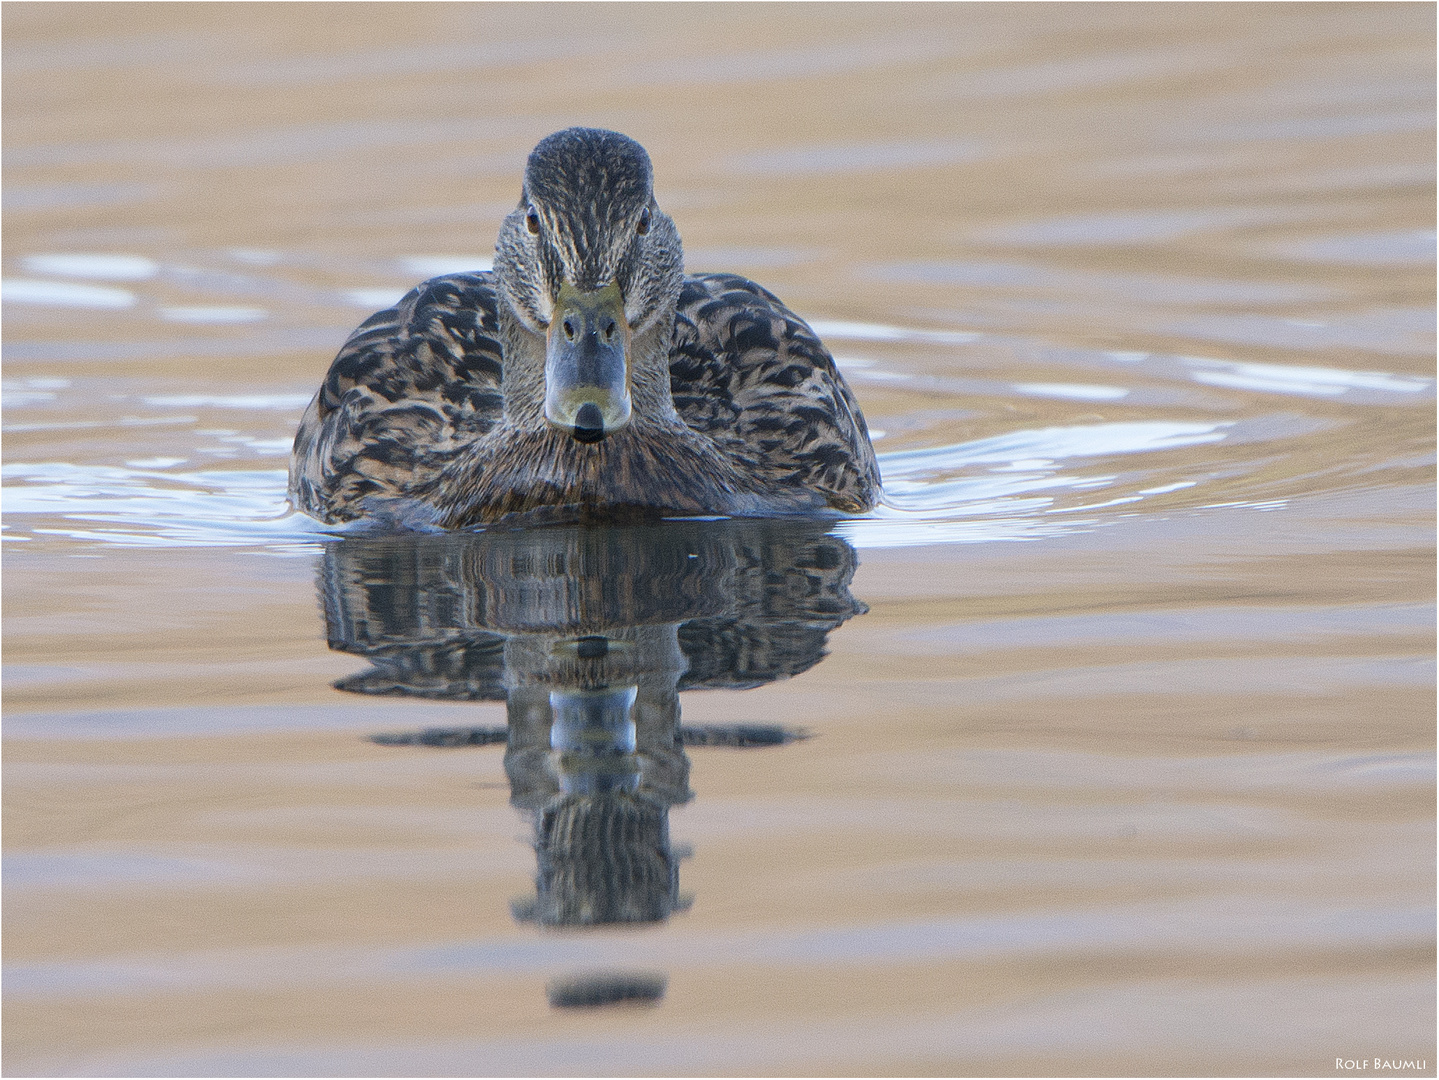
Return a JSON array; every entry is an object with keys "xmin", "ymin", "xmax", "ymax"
[{"xmin": 3, "ymin": 4, "xmax": 1435, "ymax": 1076}]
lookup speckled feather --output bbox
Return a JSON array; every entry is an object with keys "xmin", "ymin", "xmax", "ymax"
[
  {"xmin": 290, "ymin": 269, "xmax": 879, "ymax": 525},
  {"xmin": 289, "ymin": 273, "xmax": 504, "ymax": 523},
  {"xmin": 671, "ymin": 272, "xmax": 879, "ymax": 510}
]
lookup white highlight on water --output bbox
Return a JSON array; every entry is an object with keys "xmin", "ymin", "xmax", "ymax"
[
  {"xmin": 2, "ymin": 279, "xmax": 136, "ymax": 308},
  {"xmin": 141, "ymin": 393, "xmax": 314, "ymax": 410},
  {"xmin": 398, "ymin": 255, "xmax": 493, "ymax": 278},
  {"xmin": 158, "ymin": 306, "xmax": 268, "ymax": 324},
  {"xmin": 1013, "ymin": 383, "xmax": 1130, "ymax": 401},
  {"xmin": 20, "ymin": 254, "xmax": 158, "ymax": 280},
  {"xmin": 1185, "ymin": 357, "xmax": 1431, "ymax": 397},
  {"xmin": 342, "ymin": 288, "xmax": 408, "ymax": 308},
  {"xmin": 807, "ymin": 319, "xmax": 979, "ymax": 345}
]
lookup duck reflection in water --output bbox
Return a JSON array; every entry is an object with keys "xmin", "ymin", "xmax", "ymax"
[{"xmin": 318, "ymin": 518, "xmax": 867, "ymax": 934}]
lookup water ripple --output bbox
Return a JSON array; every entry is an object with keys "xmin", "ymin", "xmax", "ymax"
[{"xmin": 0, "ymin": 413, "xmax": 1349, "ymax": 552}]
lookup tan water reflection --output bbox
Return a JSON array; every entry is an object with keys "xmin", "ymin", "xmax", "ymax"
[
  {"xmin": 323, "ymin": 522, "xmax": 862, "ymax": 933},
  {"xmin": 3, "ymin": 3, "xmax": 1433, "ymax": 1076}
]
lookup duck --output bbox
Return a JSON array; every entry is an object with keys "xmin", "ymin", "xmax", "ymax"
[{"xmin": 289, "ymin": 127, "xmax": 880, "ymax": 528}]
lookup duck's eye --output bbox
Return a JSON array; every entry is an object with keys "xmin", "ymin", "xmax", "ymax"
[
  {"xmin": 636, "ymin": 208, "xmax": 650, "ymax": 236},
  {"xmin": 525, "ymin": 209, "xmax": 541, "ymax": 236}
]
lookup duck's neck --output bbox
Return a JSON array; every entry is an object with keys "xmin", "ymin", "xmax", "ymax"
[
  {"xmin": 497, "ymin": 303, "xmax": 683, "ymax": 433},
  {"xmin": 433, "ymin": 296, "xmax": 757, "ymax": 526}
]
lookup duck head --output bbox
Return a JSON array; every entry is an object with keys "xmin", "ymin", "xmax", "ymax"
[{"xmin": 493, "ymin": 128, "xmax": 685, "ymax": 443}]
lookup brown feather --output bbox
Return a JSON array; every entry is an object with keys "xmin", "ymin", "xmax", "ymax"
[{"xmin": 290, "ymin": 269, "xmax": 879, "ymax": 526}]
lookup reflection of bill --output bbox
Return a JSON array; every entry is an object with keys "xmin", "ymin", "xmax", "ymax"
[{"xmin": 319, "ymin": 519, "xmax": 866, "ymax": 931}]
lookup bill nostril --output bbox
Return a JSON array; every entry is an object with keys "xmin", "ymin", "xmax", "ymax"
[{"xmin": 562, "ymin": 318, "xmax": 576, "ymax": 341}]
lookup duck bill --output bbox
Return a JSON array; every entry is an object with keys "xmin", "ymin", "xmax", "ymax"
[{"xmin": 544, "ymin": 282, "xmax": 632, "ymax": 443}]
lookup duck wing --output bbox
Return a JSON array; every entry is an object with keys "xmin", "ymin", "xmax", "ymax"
[
  {"xmin": 289, "ymin": 272, "xmax": 504, "ymax": 523},
  {"xmin": 670, "ymin": 273, "xmax": 881, "ymax": 513}
]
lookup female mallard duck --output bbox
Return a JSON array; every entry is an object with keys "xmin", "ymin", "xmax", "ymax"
[{"xmin": 290, "ymin": 127, "xmax": 880, "ymax": 528}]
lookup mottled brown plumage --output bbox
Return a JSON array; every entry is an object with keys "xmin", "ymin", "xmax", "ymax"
[{"xmin": 290, "ymin": 128, "xmax": 879, "ymax": 528}]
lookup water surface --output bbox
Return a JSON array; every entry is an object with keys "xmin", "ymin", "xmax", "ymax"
[{"xmin": 3, "ymin": 5, "xmax": 1434, "ymax": 1076}]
